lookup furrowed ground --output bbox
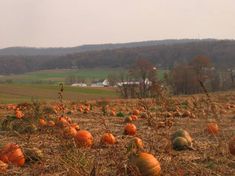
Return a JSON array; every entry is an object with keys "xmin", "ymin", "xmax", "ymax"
[{"xmin": 0, "ymin": 91, "xmax": 234, "ymax": 175}]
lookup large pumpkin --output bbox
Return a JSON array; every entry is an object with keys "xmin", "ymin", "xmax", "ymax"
[
  {"xmin": 129, "ymin": 152, "xmax": 161, "ymax": 176},
  {"xmin": 101, "ymin": 133, "xmax": 116, "ymax": 145},
  {"xmin": 0, "ymin": 143, "xmax": 25, "ymax": 167},
  {"xmin": 74, "ymin": 130, "xmax": 93, "ymax": 147},
  {"xmin": 124, "ymin": 123, "xmax": 137, "ymax": 136},
  {"xmin": 228, "ymin": 136, "xmax": 235, "ymax": 155}
]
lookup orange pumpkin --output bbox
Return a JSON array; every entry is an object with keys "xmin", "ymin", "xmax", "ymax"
[
  {"xmin": 63, "ymin": 126, "xmax": 78, "ymax": 138},
  {"xmin": 39, "ymin": 118, "xmax": 47, "ymax": 126},
  {"xmin": 15, "ymin": 109, "xmax": 24, "ymax": 119},
  {"xmin": 0, "ymin": 144, "xmax": 25, "ymax": 167},
  {"xmin": 128, "ymin": 137, "xmax": 144, "ymax": 151},
  {"xmin": 110, "ymin": 111, "xmax": 116, "ymax": 116},
  {"xmin": 228, "ymin": 136, "xmax": 235, "ymax": 155},
  {"xmin": 133, "ymin": 109, "xmax": 140, "ymax": 116},
  {"xmin": 207, "ymin": 122, "xmax": 219, "ymax": 134},
  {"xmin": 131, "ymin": 115, "xmax": 138, "ymax": 121},
  {"xmin": 124, "ymin": 123, "xmax": 137, "ymax": 136},
  {"xmin": 74, "ymin": 130, "xmax": 93, "ymax": 147},
  {"xmin": 129, "ymin": 152, "xmax": 161, "ymax": 176},
  {"xmin": 57, "ymin": 117, "xmax": 69, "ymax": 127},
  {"xmin": 101, "ymin": 133, "xmax": 116, "ymax": 145},
  {"xmin": 124, "ymin": 116, "xmax": 133, "ymax": 123}
]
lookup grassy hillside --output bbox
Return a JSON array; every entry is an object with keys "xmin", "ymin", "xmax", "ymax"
[
  {"xmin": 0, "ymin": 68, "xmax": 166, "ymax": 84},
  {"xmin": 0, "ymin": 68, "xmax": 125, "ymax": 83}
]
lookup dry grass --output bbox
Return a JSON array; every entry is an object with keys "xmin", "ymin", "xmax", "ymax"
[{"xmin": 0, "ymin": 91, "xmax": 235, "ymax": 176}]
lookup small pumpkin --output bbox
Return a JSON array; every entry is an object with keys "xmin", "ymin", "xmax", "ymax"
[
  {"xmin": 0, "ymin": 143, "xmax": 25, "ymax": 167},
  {"xmin": 124, "ymin": 123, "xmax": 137, "ymax": 136},
  {"xmin": 15, "ymin": 109, "xmax": 24, "ymax": 119},
  {"xmin": 57, "ymin": 117, "xmax": 69, "ymax": 127},
  {"xmin": 63, "ymin": 126, "xmax": 78, "ymax": 138},
  {"xmin": 101, "ymin": 133, "xmax": 116, "ymax": 145},
  {"xmin": 110, "ymin": 111, "xmax": 116, "ymax": 116},
  {"xmin": 130, "ymin": 115, "xmax": 138, "ymax": 121},
  {"xmin": 228, "ymin": 136, "xmax": 235, "ymax": 155},
  {"xmin": 133, "ymin": 109, "xmax": 140, "ymax": 116},
  {"xmin": 39, "ymin": 118, "xmax": 47, "ymax": 126},
  {"xmin": 74, "ymin": 130, "xmax": 93, "ymax": 147},
  {"xmin": 124, "ymin": 116, "xmax": 133, "ymax": 123},
  {"xmin": 129, "ymin": 152, "xmax": 161, "ymax": 176},
  {"xmin": 128, "ymin": 137, "xmax": 144, "ymax": 152},
  {"xmin": 206, "ymin": 122, "xmax": 219, "ymax": 134}
]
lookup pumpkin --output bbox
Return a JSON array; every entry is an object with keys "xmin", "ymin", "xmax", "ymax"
[
  {"xmin": 74, "ymin": 130, "xmax": 93, "ymax": 147},
  {"xmin": 128, "ymin": 137, "xmax": 144, "ymax": 152},
  {"xmin": 63, "ymin": 126, "xmax": 78, "ymax": 138},
  {"xmin": 0, "ymin": 160, "xmax": 8, "ymax": 173},
  {"xmin": 110, "ymin": 111, "xmax": 116, "ymax": 116},
  {"xmin": 133, "ymin": 109, "xmax": 140, "ymax": 116},
  {"xmin": 129, "ymin": 152, "xmax": 161, "ymax": 176},
  {"xmin": 130, "ymin": 115, "xmax": 138, "ymax": 121},
  {"xmin": 172, "ymin": 137, "xmax": 190, "ymax": 150},
  {"xmin": 57, "ymin": 117, "xmax": 69, "ymax": 127},
  {"xmin": 39, "ymin": 118, "xmax": 47, "ymax": 126},
  {"xmin": 171, "ymin": 129, "xmax": 192, "ymax": 144},
  {"xmin": 0, "ymin": 143, "xmax": 25, "ymax": 167},
  {"xmin": 228, "ymin": 136, "xmax": 235, "ymax": 155},
  {"xmin": 101, "ymin": 133, "xmax": 116, "ymax": 145},
  {"xmin": 124, "ymin": 116, "xmax": 132, "ymax": 123},
  {"xmin": 206, "ymin": 122, "xmax": 219, "ymax": 134},
  {"xmin": 15, "ymin": 109, "xmax": 24, "ymax": 119},
  {"xmin": 124, "ymin": 123, "xmax": 137, "ymax": 136}
]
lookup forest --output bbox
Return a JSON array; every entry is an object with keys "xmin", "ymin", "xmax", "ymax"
[{"xmin": 0, "ymin": 40, "xmax": 235, "ymax": 74}]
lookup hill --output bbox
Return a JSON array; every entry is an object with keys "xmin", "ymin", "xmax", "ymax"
[
  {"xmin": 0, "ymin": 39, "xmax": 214, "ymax": 56},
  {"xmin": 0, "ymin": 39, "xmax": 235, "ymax": 74}
]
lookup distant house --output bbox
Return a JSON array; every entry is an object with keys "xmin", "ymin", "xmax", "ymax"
[
  {"xmin": 90, "ymin": 79, "xmax": 110, "ymax": 87},
  {"xmin": 117, "ymin": 79, "xmax": 152, "ymax": 87},
  {"xmin": 71, "ymin": 83, "xmax": 87, "ymax": 87}
]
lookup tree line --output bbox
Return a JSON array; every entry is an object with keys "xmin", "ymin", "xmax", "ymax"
[{"xmin": 0, "ymin": 40, "xmax": 235, "ymax": 74}]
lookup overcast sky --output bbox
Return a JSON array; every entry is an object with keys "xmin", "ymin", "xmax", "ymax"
[{"xmin": 0, "ymin": 0, "xmax": 235, "ymax": 48}]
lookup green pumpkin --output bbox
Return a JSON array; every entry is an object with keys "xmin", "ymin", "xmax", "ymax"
[
  {"xmin": 171, "ymin": 129, "xmax": 192, "ymax": 144},
  {"xmin": 172, "ymin": 137, "xmax": 189, "ymax": 150}
]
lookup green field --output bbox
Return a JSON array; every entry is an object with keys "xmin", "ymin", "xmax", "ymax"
[
  {"xmin": 0, "ymin": 68, "xmax": 126, "ymax": 84},
  {"xmin": 0, "ymin": 68, "xmax": 167, "ymax": 103},
  {"xmin": 0, "ymin": 68, "xmax": 166, "ymax": 84},
  {"xmin": 0, "ymin": 83, "xmax": 118, "ymax": 104}
]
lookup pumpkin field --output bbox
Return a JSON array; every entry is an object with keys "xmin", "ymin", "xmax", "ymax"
[{"xmin": 0, "ymin": 90, "xmax": 235, "ymax": 175}]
